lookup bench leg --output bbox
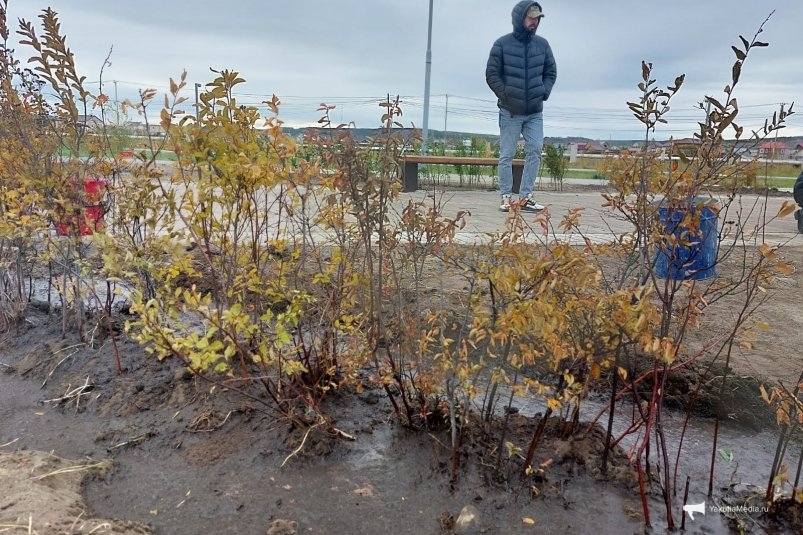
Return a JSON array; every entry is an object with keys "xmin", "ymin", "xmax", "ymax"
[
  {"xmin": 512, "ymin": 165, "xmax": 522, "ymax": 195},
  {"xmin": 403, "ymin": 161, "xmax": 418, "ymax": 192}
]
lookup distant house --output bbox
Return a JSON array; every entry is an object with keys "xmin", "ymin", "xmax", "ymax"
[
  {"xmin": 575, "ymin": 140, "xmax": 607, "ymax": 154},
  {"xmin": 47, "ymin": 114, "xmax": 104, "ymax": 135},
  {"xmin": 76, "ymin": 115, "xmax": 103, "ymax": 129},
  {"xmin": 757, "ymin": 141, "xmax": 789, "ymax": 159},
  {"xmin": 128, "ymin": 121, "xmax": 165, "ymax": 137},
  {"xmin": 666, "ymin": 137, "xmax": 702, "ymax": 158},
  {"xmin": 624, "ymin": 139, "xmax": 663, "ymax": 154}
]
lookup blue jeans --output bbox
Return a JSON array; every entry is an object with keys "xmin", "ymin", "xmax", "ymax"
[{"xmin": 497, "ymin": 110, "xmax": 543, "ymax": 199}]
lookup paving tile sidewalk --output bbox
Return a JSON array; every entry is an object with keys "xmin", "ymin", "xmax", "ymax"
[{"xmin": 398, "ymin": 188, "xmax": 803, "ymax": 246}]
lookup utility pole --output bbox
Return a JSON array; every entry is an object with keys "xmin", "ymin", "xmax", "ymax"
[
  {"xmin": 443, "ymin": 93, "xmax": 448, "ymax": 150},
  {"xmin": 113, "ymin": 80, "xmax": 119, "ymax": 124},
  {"xmin": 421, "ymin": 0, "xmax": 434, "ymax": 154},
  {"xmin": 194, "ymin": 83, "xmax": 201, "ymax": 123}
]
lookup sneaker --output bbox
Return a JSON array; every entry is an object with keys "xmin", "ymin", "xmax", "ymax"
[
  {"xmin": 499, "ymin": 194, "xmax": 512, "ymax": 212},
  {"xmin": 520, "ymin": 196, "xmax": 545, "ymax": 212}
]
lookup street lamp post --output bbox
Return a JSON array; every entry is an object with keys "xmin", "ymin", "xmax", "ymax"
[{"xmin": 421, "ymin": 0, "xmax": 434, "ymax": 154}]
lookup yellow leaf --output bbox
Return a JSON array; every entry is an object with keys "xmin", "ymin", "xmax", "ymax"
[
  {"xmin": 590, "ymin": 363, "xmax": 601, "ymax": 380},
  {"xmin": 776, "ymin": 262, "xmax": 795, "ymax": 276},
  {"xmin": 777, "ymin": 200, "xmax": 797, "ymax": 219},
  {"xmin": 739, "ymin": 341, "xmax": 753, "ymax": 350},
  {"xmin": 759, "ymin": 243, "xmax": 777, "ymax": 260},
  {"xmin": 522, "ymin": 516, "xmax": 536, "ymax": 525},
  {"xmin": 149, "ymin": 509, "xmax": 159, "ymax": 516},
  {"xmin": 661, "ymin": 338, "xmax": 677, "ymax": 364},
  {"xmin": 505, "ymin": 441, "xmax": 523, "ymax": 458},
  {"xmin": 778, "ymin": 410, "xmax": 792, "ymax": 427},
  {"xmin": 759, "ymin": 384, "xmax": 770, "ymax": 403}
]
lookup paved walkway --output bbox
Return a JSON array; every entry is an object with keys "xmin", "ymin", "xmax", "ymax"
[{"xmin": 398, "ymin": 187, "xmax": 803, "ymax": 246}]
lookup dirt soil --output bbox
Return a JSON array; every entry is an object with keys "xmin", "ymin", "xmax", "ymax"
[{"xmin": 2, "ymin": 247, "xmax": 803, "ymax": 534}]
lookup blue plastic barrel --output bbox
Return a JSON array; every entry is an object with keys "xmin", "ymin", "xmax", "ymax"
[{"xmin": 654, "ymin": 197, "xmax": 719, "ymax": 280}]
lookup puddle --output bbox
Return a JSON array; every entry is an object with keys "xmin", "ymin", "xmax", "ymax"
[{"xmin": 477, "ymin": 380, "xmax": 788, "ymax": 532}]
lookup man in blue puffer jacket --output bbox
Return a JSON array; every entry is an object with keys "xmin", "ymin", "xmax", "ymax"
[
  {"xmin": 793, "ymin": 170, "xmax": 803, "ymax": 232},
  {"xmin": 486, "ymin": 1, "xmax": 557, "ymax": 212}
]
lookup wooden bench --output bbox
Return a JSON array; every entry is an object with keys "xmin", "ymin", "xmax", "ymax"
[{"xmin": 400, "ymin": 155, "xmax": 525, "ymax": 193}]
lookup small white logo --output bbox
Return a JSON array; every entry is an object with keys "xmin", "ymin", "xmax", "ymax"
[{"xmin": 683, "ymin": 501, "xmax": 706, "ymax": 520}]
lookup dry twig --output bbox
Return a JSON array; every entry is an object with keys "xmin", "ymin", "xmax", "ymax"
[
  {"xmin": 0, "ymin": 437, "xmax": 20, "ymax": 449},
  {"xmin": 32, "ymin": 459, "xmax": 113, "ymax": 481},
  {"xmin": 107, "ymin": 431, "xmax": 155, "ymax": 451},
  {"xmin": 0, "ymin": 514, "xmax": 34, "ymax": 533},
  {"xmin": 42, "ymin": 376, "xmax": 94, "ymax": 412},
  {"xmin": 281, "ymin": 423, "xmax": 322, "ymax": 467},
  {"xmin": 186, "ymin": 409, "xmax": 233, "ymax": 432},
  {"xmin": 41, "ymin": 345, "xmax": 83, "ymax": 388}
]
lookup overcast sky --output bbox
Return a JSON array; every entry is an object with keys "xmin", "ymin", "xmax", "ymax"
[{"xmin": 5, "ymin": 0, "xmax": 802, "ymax": 140}]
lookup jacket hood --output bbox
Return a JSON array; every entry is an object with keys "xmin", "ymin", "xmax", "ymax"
[{"xmin": 512, "ymin": 1, "xmax": 540, "ymax": 39}]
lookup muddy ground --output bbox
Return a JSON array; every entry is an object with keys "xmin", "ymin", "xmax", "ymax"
[{"xmin": 2, "ymin": 246, "xmax": 803, "ymax": 534}]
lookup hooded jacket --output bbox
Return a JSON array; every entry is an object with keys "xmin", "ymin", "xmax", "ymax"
[
  {"xmin": 794, "ymin": 170, "xmax": 803, "ymax": 206},
  {"xmin": 486, "ymin": 1, "xmax": 557, "ymax": 116}
]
